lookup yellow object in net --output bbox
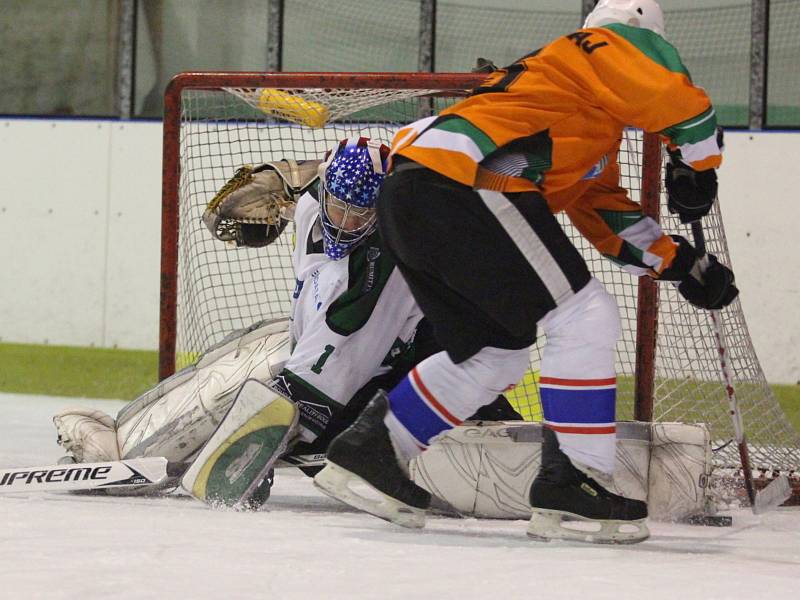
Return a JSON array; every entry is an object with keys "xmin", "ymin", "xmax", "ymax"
[{"xmin": 257, "ymin": 88, "xmax": 330, "ymax": 128}]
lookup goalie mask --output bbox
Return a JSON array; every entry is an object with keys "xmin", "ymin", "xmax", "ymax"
[
  {"xmin": 584, "ymin": 0, "xmax": 665, "ymax": 38},
  {"xmin": 318, "ymin": 137, "xmax": 389, "ymax": 260}
]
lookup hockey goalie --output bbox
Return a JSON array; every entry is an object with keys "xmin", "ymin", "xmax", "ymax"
[{"xmin": 52, "ymin": 137, "xmax": 520, "ymax": 510}]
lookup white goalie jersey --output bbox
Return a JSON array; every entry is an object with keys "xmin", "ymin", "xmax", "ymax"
[{"xmin": 276, "ymin": 191, "xmax": 424, "ymax": 441}]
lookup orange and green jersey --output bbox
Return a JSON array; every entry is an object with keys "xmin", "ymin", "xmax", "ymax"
[
  {"xmin": 556, "ymin": 140, "xmax": 681, "ymax": 277},
  {"xmin": 390, "ymin": 23, "xmax": 722, "ymax": 277}
]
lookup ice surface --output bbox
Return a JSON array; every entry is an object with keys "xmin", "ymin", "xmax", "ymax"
[{"xmin": 1, "ymin": 393, "xmax": 798, "ymax": 600}]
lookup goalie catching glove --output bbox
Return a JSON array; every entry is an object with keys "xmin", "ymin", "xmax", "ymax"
[
  {"xmin": 203, "ymin": 159, "xmax": 321, "ymax": 247},
  {"xmin": 659, "ymin": 235, "xmax": 738, "ymax": 310}
]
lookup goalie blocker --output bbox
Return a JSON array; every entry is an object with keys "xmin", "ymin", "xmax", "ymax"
[{"xmin": 182, "ymin": 379, "xmax": 298, "ymax": 509}]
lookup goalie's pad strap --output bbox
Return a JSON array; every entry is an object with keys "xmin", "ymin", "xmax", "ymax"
[
  {"xmin": 181, "ymin": 379, "xmax": 298, "ymax": 509},
  {"xmin": 116, "ymin": 318, "xmax": 291, "ymax": 464}
]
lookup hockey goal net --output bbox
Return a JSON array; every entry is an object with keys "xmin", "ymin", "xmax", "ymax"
[{"xmin": 161, "ymin": 72, "xmax": 799, "ymax": 503}]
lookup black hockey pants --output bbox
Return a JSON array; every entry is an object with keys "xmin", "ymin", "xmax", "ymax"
[{"xmin": 377, "ymin": 159, "xmax": 592, "ymax": 364}]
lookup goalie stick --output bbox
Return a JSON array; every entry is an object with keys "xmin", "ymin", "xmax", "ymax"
[
  {"xmin": 0, "ymin": 457, "xmax": 171, "ymax": 494},
  {"xmin": 690, "ymin": 220, "xmax": 791, "ymax": 514}
]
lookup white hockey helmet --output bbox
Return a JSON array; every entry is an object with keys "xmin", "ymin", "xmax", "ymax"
[{"xmin": 584, "ymin": 0, "xmax": 666, "ymax": 38}]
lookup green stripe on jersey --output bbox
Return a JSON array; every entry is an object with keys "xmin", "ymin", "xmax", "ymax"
[
  {"xmin": 623, "ymin": 241, "xmax": 645, "ymax": 263},
  {"xmin": 603, "ymin": 23, "xmax": 690, "ymax": 78},
  {"xmin": 597, "ymin": 209, "xmax": 645, "ymax": 235},
  {"xmin": 326, "ymin": 233, "xmax": 396, "ymax": 336},
  {"xmin": 432, "ymin": 116, "xmax": 497, "ymax": 156},
  {"xmin": 662, "ymin": 107, "xmax": 718, "ymax": 146}
]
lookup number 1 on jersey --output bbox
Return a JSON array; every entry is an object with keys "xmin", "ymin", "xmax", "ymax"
[{"xmin": 310, "ymin": 344, "xmax": 335, "ymax": 374}]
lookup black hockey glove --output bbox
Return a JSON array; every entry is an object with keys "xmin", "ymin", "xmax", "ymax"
[
  {"xmin": 665, "ymin": 156, "xmax": 718, "ymax": 224},
  {"xmin": 678, "ymin": 253, "xmax": 738, "ymax": 310},
  {"xmin": 658, "ymin": 235, "xmax": 739, "ymax": 310}
]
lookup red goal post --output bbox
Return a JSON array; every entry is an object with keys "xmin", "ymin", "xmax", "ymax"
[{"xmin": 160, "ymin": 72, "xmax": 799, "ymax": 502}]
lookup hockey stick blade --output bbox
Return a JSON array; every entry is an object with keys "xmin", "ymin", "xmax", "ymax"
[
  {"xmin": 753, "ymin": 475, "xmax": 792, "ymax": 515},
  {"xmin": 0, "ymin": 457, "xmax": 168, "ymax": 494}
]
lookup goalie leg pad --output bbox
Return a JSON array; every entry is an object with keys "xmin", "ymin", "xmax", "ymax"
[
  {"xmin": 411, "ymin": 421, "xmax": 651, "ymax": 519},
  {"xmin": 115, "ymin": 318, "xmax": 291, "ymax": 465},
  {"xmin": 648, "ymin": 422, "xmax": 714, "ymax": 521},
  {"xmin": 412, "ymin": 421, "xmax": 716, "ymax": 523},
  {"xmin": 181, "ymin": 379, "xmax": 298, "ymax": 510}
]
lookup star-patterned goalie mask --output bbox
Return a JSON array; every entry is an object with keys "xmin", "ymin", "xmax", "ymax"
[{"xmin": 318, "ymin": 137, "xmax": 390, "ymax": 260}]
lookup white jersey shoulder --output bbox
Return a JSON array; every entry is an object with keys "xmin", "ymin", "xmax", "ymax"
[{"xmin": 282, "ymin": 192, "xmax": 422, "ymax": 426}]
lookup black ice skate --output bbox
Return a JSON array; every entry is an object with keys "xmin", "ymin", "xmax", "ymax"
[
  {"xmin": 527, "ymin": 427, "xmax": 649, "ymax": 544},
  {"xmin": 314, "ymin": 391, "xmax": 431, "ymax": 528}
]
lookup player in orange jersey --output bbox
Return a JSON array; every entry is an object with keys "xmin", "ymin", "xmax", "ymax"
[{"xmin": 314, "ymin": 0, "xmax": 738, "ymax": 544}]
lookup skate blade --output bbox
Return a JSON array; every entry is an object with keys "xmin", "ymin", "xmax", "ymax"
[
  {"xmin": 527, "ymin": 509, "xmax": 650, "ymax": 545},
  {"xmin": 314, "ymin": 462, "xmax": 426, "ymax": 529}
]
